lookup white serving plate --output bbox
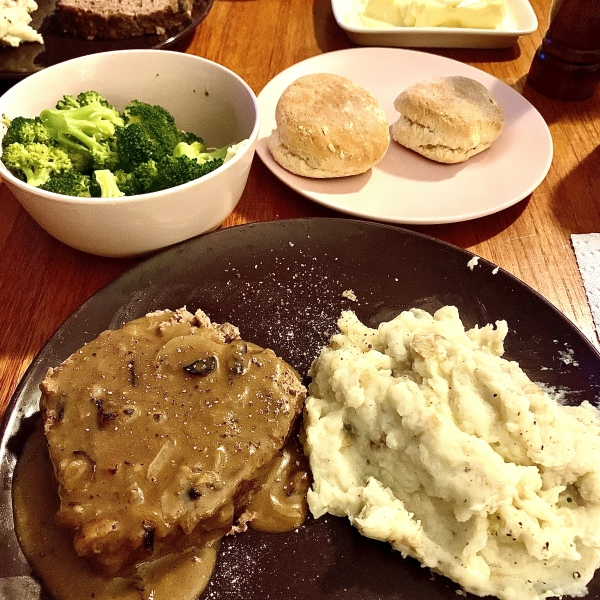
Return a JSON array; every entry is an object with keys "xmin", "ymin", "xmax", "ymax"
[
  {"xmin": 257, "ymin": 48, "xmax": 553, "ymax": 226},
  {"xmin": 331, "ymin": 0, "xmax": 539, "ymax": 48}
]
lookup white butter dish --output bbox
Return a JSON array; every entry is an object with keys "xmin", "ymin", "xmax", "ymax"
[{"xmin": 331, "ymin": 0, "xmax": 538, "ymax": 48}]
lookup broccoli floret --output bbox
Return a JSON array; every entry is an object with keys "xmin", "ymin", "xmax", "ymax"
[
  {"xmin": 114, "ymin": 170, "xmax": 141, "ymax": 196},
  {"xmin": 1, "ymin": 115, "xmax": 56, "ymax": 149},
  {"xmin": 55, "ymin": 95, "xmax": 81, "ymax": 111},
  {"xmin": 116, "ymin": 100, "xmax": 191, "ymax": 170},
  {"xmin": 114, "ymin": 160, "xmax": 160, "ymax": 196},
  {"xmin": 64, "ymin": 148, "xmax": 93, "ymax": 174},
  {"xmin": 114, "ymin": 141, "xmax": 230, "ymax": 194},
  {"xmin": 39, "ymin": 171, "xmax": 92, "ymax": 197},
  {"xmin": 55, "ymin": 91, "xmax": 118, "ymax": 111},
  {"xmin": 115, "ymin": 155, "xmax": 218, "ymax": 195},
  {"xmin": 76, "ymin": 91, "xmax": 118, "ymax": 110},
  {"xmin": 172, "ymin": 140, "xmax": 227, "ymax": 173},
  {"xmin": 173, "ymin": 140, "xmax": 205, "ymax": 157},
  {"xmin": 173, "ymin": 140, "xmax": 229, "ymax": 163},
  {"xmin": 115, "ymin": 122, "xmax": 156, "ymax": 170},
  {"xmin": 179, "ymin": 130, "xmax": 204, "ymax": 145},
  {"xmin": 1, "ymin": 142, "xmax": 73, "ymax": 187},
  {"xmin": 39, "ymin": 100, "xmax": 124, "ymax": 170},
  {"xmin": 153, "ymin": 155, "xmax": 222, "ymax": 192},
  {"xmin": 90, "ymin": 169, "xmax": 125, "ymax": 198}
]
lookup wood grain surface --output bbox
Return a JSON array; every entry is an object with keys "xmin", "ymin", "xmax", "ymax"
[{"xmin": 1, "ymin": 0, "xmax": 599, "ymax": 418}]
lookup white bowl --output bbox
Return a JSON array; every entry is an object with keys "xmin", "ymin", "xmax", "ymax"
[
  {"xmin": 331, "ymin": 0, "xmax": 538, "ymax": 49},
  {"xmin": 0, "ymin": 49, "xmax": 260, "ymax": 258}
]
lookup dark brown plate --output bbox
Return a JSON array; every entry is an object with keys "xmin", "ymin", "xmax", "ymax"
[
  {"xmin": 2, "ymin": 218, "xmax": 600, "ymax": 599},
  {"xmin": 0, "ymin": 0, "xmax": 213, "ymax": 80}
]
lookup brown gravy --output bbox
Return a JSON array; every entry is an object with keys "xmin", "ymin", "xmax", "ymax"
[
  {"xmin": 14, "ymin": 424, "xmax": 309, "ymax": 600},
  {"xmin": 13, "ymin": 309, "xmax": 310, "ymax": 599}
]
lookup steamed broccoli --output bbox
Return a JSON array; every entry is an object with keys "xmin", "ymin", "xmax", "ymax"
[
  {"xmin": 39, "ymin": 171, "xmax": 92, "ymax": 197},
  {"xmin": 116, "ymin": 100, "xmax": 192, "ymax": 170},
  {"xmin": 1, "ymin": 91, "xmax": 239, "ymax": 198},
  {"xmin": 155, "ymin": 155, "xmax": 223, "ymax": 191},
  {"xmin": 113, "ymin": 99, "xmax": 218, "ymax": 192},
  {"xmin": 39, "ymin": 98, "xmax": 124, "ymax": 170},
  {"xmin": 1, "ymin": 116, "xmax": 56, "ymax": 149},
  {"xmin": 57, "ymin": 91, "xmax": 119, "ymax": 111},
  {"xmin": 113, "ymin": 155, "xmax": 216, "ymax": 195},
  {"xmin": 114, "ymin": 160, "xmax": 160, "ymax": 196},
  {"xmin": 39, "ymin": 165, "xmax": 125, "ymax": 198},
  {"xmin": 179, "ymin": 130, "xmax": 204, "ymax": 145},
  {"xmin": 65, "ymin": 147, "xmax": 93, "ymax": 174},
  {"xmin": 173, "ymin": 140, "xmax": 228, "ymax": 174},
  {"xmin": 1, "ymin": 142, "xmax": 73, "ymax": 187},
  {"xmin": 55, "ymin": 95, "xmax": 81, "ymax": 111},
  {"xmin": 115, "ymin": 122, "xmax": 155, "ymax": 171}
]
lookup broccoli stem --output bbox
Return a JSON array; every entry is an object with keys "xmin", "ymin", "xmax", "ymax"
[{"xmin": 93, "ymin": 170, "xmax": 124, "ymax": 198}]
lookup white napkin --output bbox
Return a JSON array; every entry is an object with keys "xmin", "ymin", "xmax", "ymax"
[{"xmin": 571, "ymin": 234, "xmax": 600, "ymax": 342}]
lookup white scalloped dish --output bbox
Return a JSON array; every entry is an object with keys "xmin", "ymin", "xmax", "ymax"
[{"xmin": 331, "ymin": 0, "xmax": 538, "ymax": 48}]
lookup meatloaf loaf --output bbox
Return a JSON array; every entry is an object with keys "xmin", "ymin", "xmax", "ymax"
[{"xmin": 54, "ymin": 0, "xmax": 198, "ymax": 39}]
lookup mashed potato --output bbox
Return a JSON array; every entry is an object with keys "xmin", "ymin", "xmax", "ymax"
[
  {"xmin": 303, "ymin": 306, "xmax": 600, "ymax": 600},
  {"xmin": 0, "ymin": 0, "xmax": 43, "ymax": 47}
]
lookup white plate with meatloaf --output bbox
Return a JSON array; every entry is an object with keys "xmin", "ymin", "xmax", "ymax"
[
  {"xmin": 2, "ymin": 218, "xmax": 600, "ymax": 600},
  {"xmin": 256, "ymin": 47, "xmax": 553, "ymax": 225},
  {"xmin": 0, "ymin": 0, "xmax": 213, "ymax": 80}
]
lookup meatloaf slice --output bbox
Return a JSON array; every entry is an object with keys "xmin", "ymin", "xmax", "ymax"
[
  {"xmin": 54, "ymin": 0, "xmax": 195, "ymax": 39},
  {"xmin": 39, "ymin": 308, "xmax": 306, "ymax": 575}
]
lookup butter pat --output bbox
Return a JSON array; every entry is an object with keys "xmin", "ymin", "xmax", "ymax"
[{"xmin": 359, "ymin": 0, "xmax": 506, "ymax": 29}]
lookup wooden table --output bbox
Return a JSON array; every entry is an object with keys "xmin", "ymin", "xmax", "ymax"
[{"xmin": 1, "ymin": 0, "xmax": 599, "ymax": 419}]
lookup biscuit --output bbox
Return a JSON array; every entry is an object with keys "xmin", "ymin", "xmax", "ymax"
[
  {"xmin": 268, "ymin": 73, "xmax": 390, "ymax": 178},
  {"xmin": 391, "ymin": 75, "xmax": 504, "ymax": 163}
]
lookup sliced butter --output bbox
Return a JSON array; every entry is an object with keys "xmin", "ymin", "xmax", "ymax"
[{"xmin": 359, "ymin": 0, "xmax": 506, "ymax": 29}]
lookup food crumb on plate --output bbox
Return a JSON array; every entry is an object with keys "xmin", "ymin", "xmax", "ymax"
[{"xmin": 467, "ymin": 256, "xmax": 480, "ymax": 270}]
